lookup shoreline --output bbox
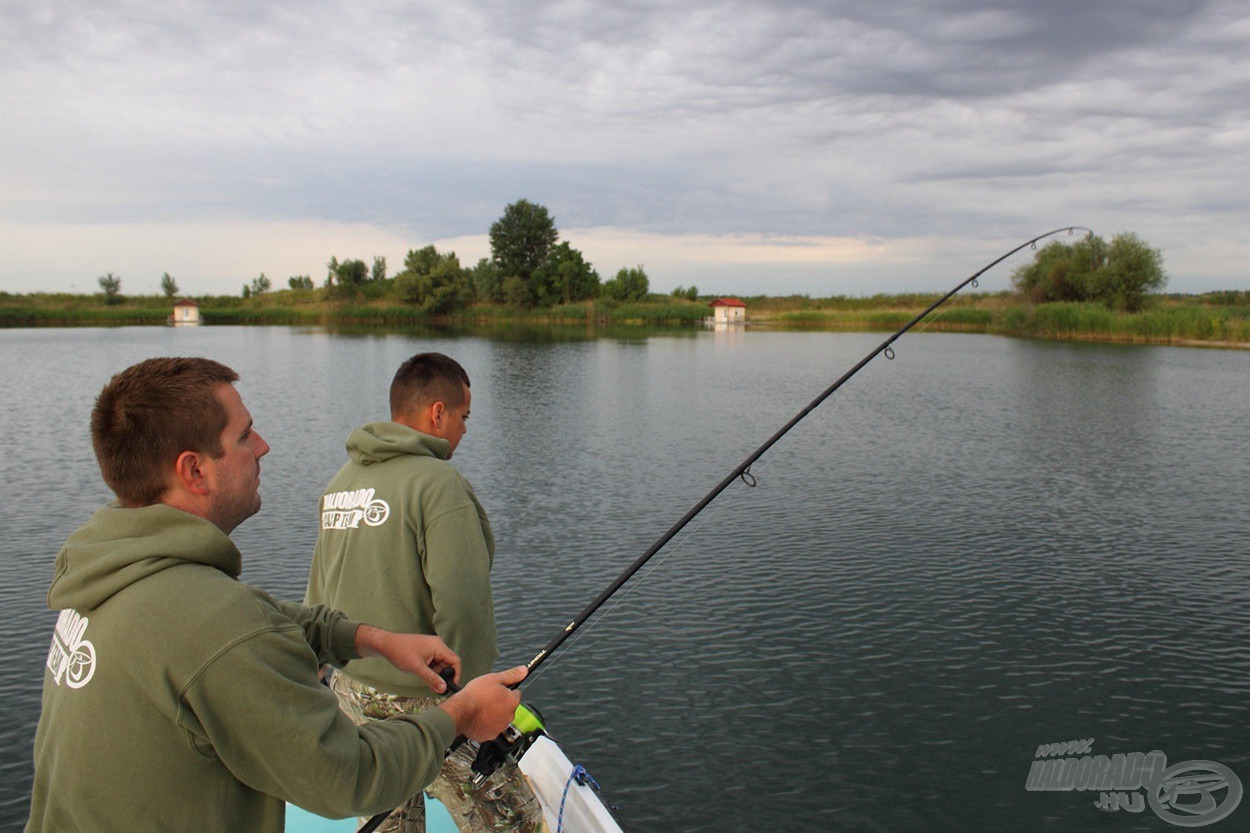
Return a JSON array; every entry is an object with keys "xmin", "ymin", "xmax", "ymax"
[
  {"xmin": 3, "ymin": 317, "xmax": 1249, "ymax": 352},
  {"xmin": 3, "ymin": 293, "xmax": 1250, "ymax": 350}
]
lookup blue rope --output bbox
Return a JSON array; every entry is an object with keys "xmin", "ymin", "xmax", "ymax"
[{"xmin": 557, "ymin": 764, "xmax": 601, "ymax": 833}]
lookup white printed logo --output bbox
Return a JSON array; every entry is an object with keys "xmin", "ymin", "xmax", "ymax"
[
  {"xmin": 46, "ymin": 609, "xmax": 96, "ymax": 689},
  {"xmin": 321, "ymin": 487, "xmax": 390, "ymax": 530}
]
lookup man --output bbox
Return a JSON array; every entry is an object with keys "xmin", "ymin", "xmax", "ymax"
[
  {"xmin": 25, "ymin": 357, "xmax": 526, "ymax": 833},
  {"xmin": 306, "ymin": 352, "xmax": 542, "ymax": 833}
]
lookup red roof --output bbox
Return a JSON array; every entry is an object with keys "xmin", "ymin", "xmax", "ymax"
[
  {"xmin": 174, "ymin": 298, "xmax": 199, "ymax": 307},
  {"xmin": 709, "ymin": 297, "xmax": 746, "ymax": 307}
]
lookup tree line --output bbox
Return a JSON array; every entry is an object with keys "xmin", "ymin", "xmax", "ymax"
[
  {"xmin": 93, "ymin": 209, "xmax": 1168, "ymax": 315},
  {"xmin": 318, "ymin": 199, "xmax": 665, "ymax": 313},
  {"xmin": 94, "ymin": 199, "xmax": 677, "ymax": 313}
]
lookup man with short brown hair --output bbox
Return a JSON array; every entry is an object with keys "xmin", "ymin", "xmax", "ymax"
[
  {"xmin": 25, "ymin": 356, "xmax": 527, "ymax": 833},
  {"xmin": 307, "ymin": 352, "xmax": 542, "ymax": 833}
]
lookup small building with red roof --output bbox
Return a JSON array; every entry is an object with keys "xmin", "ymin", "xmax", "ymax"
[
  {"xmin": 168, "ymin": 298, "xmax": 201, "ymax": 327},
  {"xmin": 709, "ymin": 297, "xmax": 746, "ymax": 324}
]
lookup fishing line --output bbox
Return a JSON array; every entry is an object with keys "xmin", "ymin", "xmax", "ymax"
[
  {"xmin": 520, "ymin": 226, "xmax": 1093, "ymax": 681},
  {"xmin": 522, "ymin": 478, "xmax": 743, "ymax": 687},
  {"xmin": 912, "ymin": 280, "xmax": 977, "ymax": 338},
  {"xmin": 911, "ymin": 254, "xmax": 1008, "ymax": 339}
]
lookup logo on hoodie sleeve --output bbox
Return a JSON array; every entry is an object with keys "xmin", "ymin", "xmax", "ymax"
[
  {"xmin": 321, "ymin": 487, "xmax": 391, "ymax": 530},
  {"xmin": 46, "ymin": 608, "xmax": 97, "ymax": 689}
]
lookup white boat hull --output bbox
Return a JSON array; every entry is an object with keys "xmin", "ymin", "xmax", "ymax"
[
  {"xmin": 520, "ymin": 736, "xmax": 623, "ymax": 833},
  {"xmin": 287, "ymin": 735, "xmax": 622, "ymax": 832}
]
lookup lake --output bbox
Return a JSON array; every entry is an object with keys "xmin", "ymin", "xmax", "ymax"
[{"xmin": 1, "ymin": 325, "xmax": 1248, "ymax": 832}]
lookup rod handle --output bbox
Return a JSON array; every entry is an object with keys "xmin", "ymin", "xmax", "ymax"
[{"xmin": 439, "ymin": 665, "xmax": 462, "ymax": 694}]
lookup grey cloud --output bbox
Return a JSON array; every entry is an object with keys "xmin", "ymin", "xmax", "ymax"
[{"xmin": 1, "ymin": 0, "xmax": 1247, "ymax": 293}]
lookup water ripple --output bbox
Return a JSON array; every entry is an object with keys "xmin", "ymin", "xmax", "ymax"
[{"xmin": 2, "ymin": 330, "xmax": 1249, "ymax": 833}]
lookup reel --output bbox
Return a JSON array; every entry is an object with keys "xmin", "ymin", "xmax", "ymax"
[
  {"xmin": 437, "ymin": 667, "xmax": 546, "ymax": 786},
  {"xmin": 467, "ymin": 702, "xmax": 546, "ymax": 787}
]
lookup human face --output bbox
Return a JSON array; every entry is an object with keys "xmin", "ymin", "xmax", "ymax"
[
  {"xmin": 204, "ymin": 383, "xmax": 270, "ymax": 533},
  {"xmin": 437, "ymin": 384, "xmax": 471, "ymax": 458}
]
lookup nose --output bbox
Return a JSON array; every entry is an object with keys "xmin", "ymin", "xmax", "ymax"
[{"xmin": 254, "ymin": 432, "xmax": 271, "ymax": 458}]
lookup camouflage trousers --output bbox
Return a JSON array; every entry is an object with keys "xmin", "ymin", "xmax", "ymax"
[{"xmin": 330, "ymin": 669, "xmax": 545, "ymax": 833}]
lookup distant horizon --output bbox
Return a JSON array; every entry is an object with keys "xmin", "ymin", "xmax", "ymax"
[
  {"xmin": 5, "ymin": 225, "xmax": 1248, "ymax": 300},
  {"xmin": 9, "ymin": 276, "xmax": 1246, "ymax": 302},
  {"xmin": 5, "ymin": 225, "xmax": 1245, "ymax": 301}
]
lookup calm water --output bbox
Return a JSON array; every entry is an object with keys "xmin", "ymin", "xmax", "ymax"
[{"xmin": 1, "ymin": 325, "xmax": 1248, "ymax": 832}]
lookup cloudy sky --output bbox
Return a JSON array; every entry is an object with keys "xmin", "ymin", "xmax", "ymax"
[{"xmin": 3, "ymin": 0, "xmax": 1248, "ymax": 297}]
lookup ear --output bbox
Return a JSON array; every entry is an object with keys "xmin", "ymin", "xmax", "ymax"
[
  {"xmin": 430, "ymin": 401, "xmax": 446, "ymax": 426},
  {"xmin": 172, "ymin": 450, "xmax": 212, "ymax": 497}
]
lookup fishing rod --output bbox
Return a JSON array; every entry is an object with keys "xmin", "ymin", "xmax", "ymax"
[
  {"xmin": 360, "ymin": 227, "xmax": 1092, "ymax": 831},
  {"xmin": 521, "ymin": 225, "xmax": 1093, "ymax": 678}
]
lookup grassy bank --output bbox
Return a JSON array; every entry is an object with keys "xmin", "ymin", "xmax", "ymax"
[
  {"xmin": 3, "ymin": 290, "xmax": 1249, "ymax": 348},
  {"xmin": 759, "ymin": 292, "xmax": 1250, "ymax": 346},
  {"xmin": 0, "ymin": 292, "xmax": 709, "ymax": 328}
]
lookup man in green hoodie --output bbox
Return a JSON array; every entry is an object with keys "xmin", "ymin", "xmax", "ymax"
[
  {"xmin": 25, "ymin": 356, "xmax": 528, "ymax": 833},
  {"xmin": 306, "ymin": 352, "xmax": 542, "ymax": 833}
]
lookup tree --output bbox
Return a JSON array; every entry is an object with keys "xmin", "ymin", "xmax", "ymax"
[
  {"xmin": 328, "ymin": 257, "xmax": 369, "ymax": 287},
  {"xmin": 288, "ymin": 275, "xmax": 314, "ymax": 290},
  {"xmin": 325, "ymin": 256, "xmax": 370, "ymax": 299},
  {"xmin": 394, "ymin": 245, "xmax": 472, "ymax": 314},
  {"xmin": 532, "ymin": 242, "xmax": 600, "ymax": 305},
  {"xmin": 1012, "ymin": 233, "xmax": 1166, "ymax": 311},
  {"xmin": 250, "ymin": 273, "xmax": 271, "ymax": 296},
  {"xmin": 371, "ymin": 256, "xmax": 387, "ymax": 282},
  {"xmin": 468, "ymin": 258, "xmax": 503, "ymax": 303},
  {"xmin": 160, "ymin": 272, "xmax": 180, "ymax": 298},
  {"xmin": 400, "ymin": 245, "xmax": 445, "ymax": 278},
  {"xmin": 603, "ymin": 265, "xmax": 650, "ymax": 302},
  {"xmin": 489, "ymin": 199, "xmax": 559, "ymax": 300},
  {"xmin": 501, "ymin": 275, "xmax": 527, "ymax": 308},
  {"xmin": 1097, "ymin": 233, "xmax": 1168, "ymax": 312},
  {"xmin": 98, "ymin": 272, "xmax": 123, "ymax": 305}
]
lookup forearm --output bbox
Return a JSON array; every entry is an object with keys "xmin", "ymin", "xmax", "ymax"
[
  {"xmin": 191, "ymin": 625, "xmax": 456, "ymax": 818},
  {"xmin": 277, "ymin": 600, "xmax": 362, "ymax": 664},
  {"xmin": 353, "ymin": 625, "xmax": 459, "ymax": 692}
]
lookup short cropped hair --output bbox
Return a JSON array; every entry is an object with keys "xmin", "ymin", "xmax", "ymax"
[
  {"xmin": 390, "ymin": 352, "xmax": 470, "ymax": 419},
  {"xmin": 91, "ymin": 357, "xmax": 239, "ymax": 507}
]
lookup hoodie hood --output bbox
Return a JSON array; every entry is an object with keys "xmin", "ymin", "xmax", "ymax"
[
  {"xmin": 48, "ymin": 502, "xmax": 242, "ymax": 612},
  {"xmin": 345, "ymin": 422, "xmax": 449, "ymax": 466}
]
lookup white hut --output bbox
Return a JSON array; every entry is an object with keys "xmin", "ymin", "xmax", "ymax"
[
  {"xmin": 709, "ymin": 297, "xmax": 746, "ymax": 324},
  {"xmin": 168, "ymin": 298, "xmax": 201, "ymax": 327}
]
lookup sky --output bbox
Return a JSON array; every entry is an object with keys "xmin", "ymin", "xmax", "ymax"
[{"xmin": 3, "ymin": 0, "xmax": 1249, "ymax": 298}]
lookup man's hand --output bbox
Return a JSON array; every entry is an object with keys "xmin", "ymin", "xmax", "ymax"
[
  {"xmin": 438, "ymin": 666, "xmax": 528, "ymax": 742},
  {"xmin": 354, "ymin": 625, "xmax": 461, "ymax": 694}
]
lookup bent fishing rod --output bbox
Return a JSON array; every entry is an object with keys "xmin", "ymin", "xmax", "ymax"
[
  {"xmin": 521, "ymin": 225, "xmax": 1093, "ymax": 678},
  {"xmin": 359, "ymin": 227, "xmax": 1092, "ymax": 831}
]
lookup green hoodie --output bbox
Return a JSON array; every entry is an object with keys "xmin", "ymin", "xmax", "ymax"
[
  {"xmin": 26, "ymin": 502, "xmax": 456, "ymax": 833},
  {"xmin": 306, "ymin": 422, "xmax": 498, "ymax": 698}
]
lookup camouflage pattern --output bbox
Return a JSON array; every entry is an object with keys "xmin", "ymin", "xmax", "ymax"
[{"xmin": 330, "ymin": 669, "xmax": 545, "ymax": 833}]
